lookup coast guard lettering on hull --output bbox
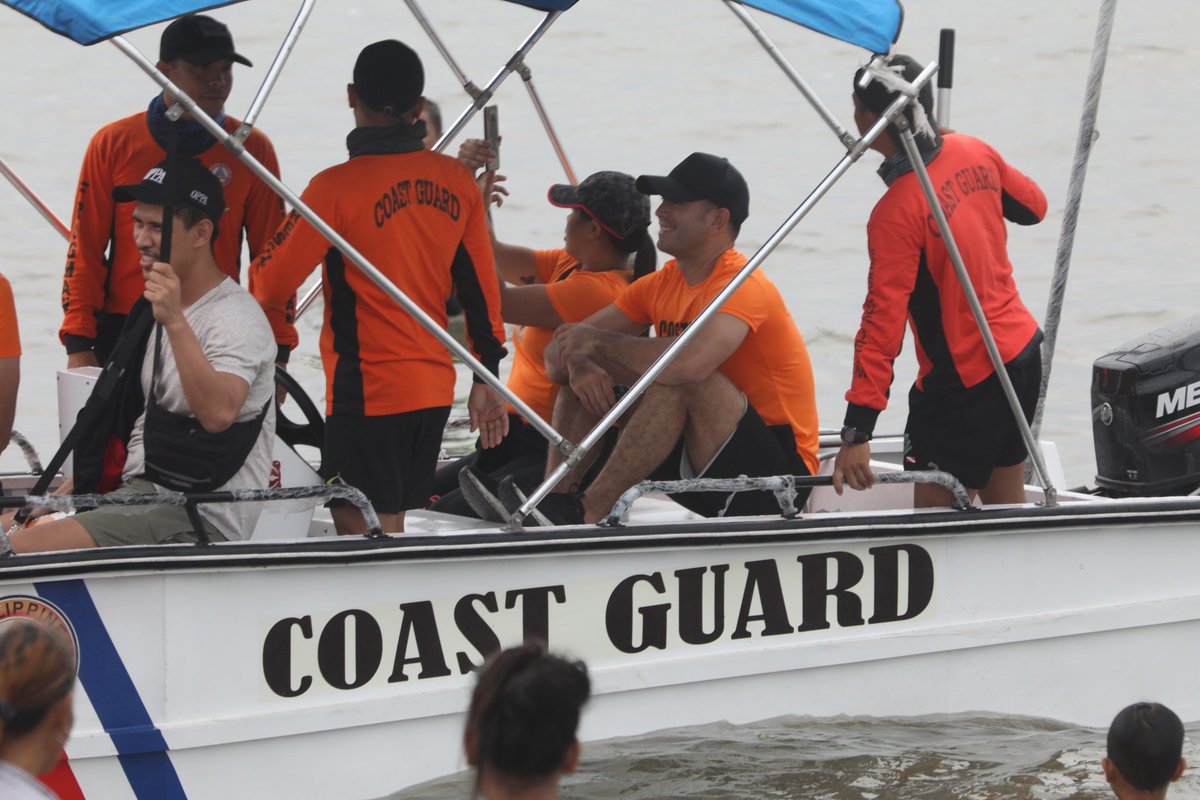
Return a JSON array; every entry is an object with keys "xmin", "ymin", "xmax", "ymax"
[{"xmin": 261, "ymin": 543, "xmax": 935, "ymax": 698}]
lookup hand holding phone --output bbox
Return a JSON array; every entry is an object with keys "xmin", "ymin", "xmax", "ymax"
[{"xmin": 483, "ymin": 105, "xmax": 499, "ymax": 171}]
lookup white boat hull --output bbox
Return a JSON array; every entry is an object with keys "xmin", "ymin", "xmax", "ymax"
[{"xmin": 5, "ymin": 497, "xmax": 1200, "ymax": 798}]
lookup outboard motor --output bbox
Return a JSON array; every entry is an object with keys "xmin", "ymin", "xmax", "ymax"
[{"xmin": 1092, "ymin": 315, "xmax": 1200, "ymax": 496}]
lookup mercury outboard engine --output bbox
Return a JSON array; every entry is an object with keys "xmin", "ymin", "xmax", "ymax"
[{"xmin": 1092, "ymin": 315, "xmax": 1200, "ymax": 496}]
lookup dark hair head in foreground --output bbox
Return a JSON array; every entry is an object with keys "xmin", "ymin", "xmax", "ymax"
[
  {"xmin": 465, "ymin": 642, "xmax": 591, "ymax": 797},
  {"xmin": 1105, "ymin": 701, "xmax": 1186, "ymax": 796},
  {"xmin": 0, "ymin": 617, "xmax": 77, "ymax": 776}
]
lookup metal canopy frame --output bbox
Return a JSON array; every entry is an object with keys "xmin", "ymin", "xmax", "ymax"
[{"xmin": 1, "ymin": 0, "xmax": 1062, "ymax": 536}]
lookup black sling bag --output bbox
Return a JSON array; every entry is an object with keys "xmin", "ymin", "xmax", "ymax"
[{"xmin": 142, "ymin": 324, "xmax": 269, "ymax": 492}]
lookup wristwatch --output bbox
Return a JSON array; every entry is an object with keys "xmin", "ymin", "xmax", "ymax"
[{"xmin": 840, "ymin": 425, "xmax": 872, "ymax": 446}]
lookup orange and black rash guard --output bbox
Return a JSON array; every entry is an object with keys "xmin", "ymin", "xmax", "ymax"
[
  {"xmin": 505, "ymin": 249, "xmax": 631, "ymax": 423},
  {"xmin": 61, "ymin": 110, "xmax": 284, "ymax": 350},
  {"xmin": 0, "ymin": 275, "xmax": 20, "ymax": 359},
  {"xmin": 845, "ymin": 133, "xmax": 1046, "ymax": 434},
  {"xmin": 614, "ymin": 249, "xmax": 819, "ymax": 474},
  {"xmin": 250, "ymin": 149, "xmax": 506, "ymax": 417}
]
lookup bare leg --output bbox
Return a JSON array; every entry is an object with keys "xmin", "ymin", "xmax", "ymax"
[
  {"xmin": 913, "ymin": 482, "xmax": 979, "ymax": 509},
  {"xmin": 10, "ymin": 518, "xmax": 98, "ymax": 553},
  {"xmin": 581, "ymin": 372, "xmax": 745, "ymax": 523},
  {"xmin": 544, "ymin": 388, "xmax": 606, "ymax": 492},
  {"xmin": 332, "ymin": 506, "xmax": 403, "ymax": 535},
  {"xmin": 978, "ymin": 462, "xmax": 1029, "ymax": 505}
]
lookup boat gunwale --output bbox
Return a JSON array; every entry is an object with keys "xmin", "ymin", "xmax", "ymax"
[{"xmin": 3, "ymin": 495, "xmax": 1199, "ymax": 579}]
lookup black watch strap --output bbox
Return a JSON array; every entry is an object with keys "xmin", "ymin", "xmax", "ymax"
[{"xmin": 840, "ymin": 425, "xmax": 872, "ymax": 446}]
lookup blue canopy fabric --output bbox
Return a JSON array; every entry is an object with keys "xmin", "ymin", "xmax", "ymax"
[
  {"xmin": 741, "ymin": 0, "xmax": 902, "ymax": 53},
  {"xmin": 1, "ymin": 0, "xmax": 244, "ymax": 45},
  {"xmin": 2, "ymin": 0, "xmax": 895, "ymax": 53},
  {"xmin": 499, "ymin": 0, "xmax": 579, "ymax": 9}
]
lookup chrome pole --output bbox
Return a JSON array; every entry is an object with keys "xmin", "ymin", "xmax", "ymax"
[
  {"xmin": 433, "ymin": 11, "xmax": 565, "ymax": 152},
  {"xmin": 897, "ymin": 125, "xmax": 1057, "ymax": 506},
  {"xmin": 0, "ymin": 156, "xmax": 69, "ymax": 239},
  {"xmin": 516, "ymin": 62, "xmax": 577, "ymax": 185},
  {"xmin": 108, "ymin": 35, "xmax": 568, "ymax": 454},
  {"xmin": 294, "ymin": 280, "xmax": 322, "ymax": 319},
  {"xmin": 235, "ymin": 0, "xmax": 316, "ymax": 142},
  {"xmin": 509, "ymin": 64, "xmax": 940, "ymax": 529},
  {"xmin": 723, "ymin": 0, "xmax": 856, "ymax": 149},
  {"xmin": 403, "ymin": 0, "xmax": 476, "ymax": 92}
]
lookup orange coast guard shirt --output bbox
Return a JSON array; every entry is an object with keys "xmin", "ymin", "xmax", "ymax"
[
  {"xmin": 614, "ymin": 249, "xmax": 819, "ymax": 474},
  {"xmin": 250, "ymin": 149, "xmax": 506, "ymax": 417},
  {"xmin": 61, "ymin": 110, "xmax": 284, "ymax": 347},
  {"xmin": 506, "ymin": 248, "xmax": 632, "ymax": 423},
  {"xmin": 0, "ymin": 275, "xmax": 20, "ymax": 359},
  {"xmin": 845, "ymin": 133, "xmax": 1046, "ymax": 434}
]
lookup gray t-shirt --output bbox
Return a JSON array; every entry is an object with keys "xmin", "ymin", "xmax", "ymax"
[
  {"xmin": 0, "ymin": 762, "xmax": 56, "ymax": 799},
  {"xmin": 123, "ymin": 278, "xmax": 276, "ymax": 541}
]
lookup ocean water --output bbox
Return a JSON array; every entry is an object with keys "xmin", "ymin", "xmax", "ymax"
[
  {"xmin": 396, "ymin": 715, "xmax": 1200, "ymax": 800},
  {"xmin": 1, "ymin": 1, "xmax": 1199, "ymax": 796}
]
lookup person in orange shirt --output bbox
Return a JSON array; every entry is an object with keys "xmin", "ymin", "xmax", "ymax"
[
  {"xmin": 832, "ymin": 54, "xmax": 1046, "ymax": 507},
  {"xmin": 0, "ymin": 275, "xmax": 19, "ymax": 459},
  {"xmin": 528, "ymin": 153, "xmax": 819, "ymax": 525},
  {"xmin": 430, "ymin": 166, "xmax": 656, "ymax": 519},
  {"xmin": 251, "ymin": 40, "xmax": 507, "ymax": 535},
  {"xmin": 61, "ymin": 14, "xmax": 284, "ymax": 369}
]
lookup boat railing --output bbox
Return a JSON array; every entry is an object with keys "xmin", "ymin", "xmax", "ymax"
[
  {"xmin": 602, "ymin": 470, "xmax": 974, "ymax": 527},
  {"xmin": 0, "ymin": 484, "xmax": 383, "ymax": 556}
]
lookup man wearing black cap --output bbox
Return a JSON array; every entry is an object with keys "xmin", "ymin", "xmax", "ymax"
[
  {"xmin": 61, "ymin": 14, "xmax": 284, "ymax": 370},
  {"xmin": 13, "ymin": 158, "xmax": 276, "ymax": 553},
  {"xmin": 531, "ymin": 152, "xmax": 820, "ymax": 525},
  {"xmin": 251, "ymin": 40, "xmax": 507, "ymax": 535},
  {"xmin": 832, "ymin": 54, "xmax": 1046, "ymax": 507}
]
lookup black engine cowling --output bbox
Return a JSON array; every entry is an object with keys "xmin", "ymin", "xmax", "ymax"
[{"xmin": 1092, "ymin": 315, "xmax": 1200, "ymax": 496}]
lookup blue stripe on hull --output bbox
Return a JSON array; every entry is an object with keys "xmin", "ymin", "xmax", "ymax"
[{"xmin": 36, "ymin": 579, "xmax": 187, "ymax": 799}]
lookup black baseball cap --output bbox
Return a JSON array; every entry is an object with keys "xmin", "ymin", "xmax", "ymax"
[
  {"xmin": 160, "ymin": 15, "xmax": 252, "ymax": 67},
  {"xmin": 113, "ymin": 158, "xmax": 225, "ymax": 221},
  {"xmin": 636, "ymin": 153, "xmax": 750, "ymax": 226},
  {"xmin": 548, "ymin": 171, "xmax": 650, "ymax": 241},
  {"xmin": 353, "ymin": 40, "xmax": 424, "ymax": 116}
]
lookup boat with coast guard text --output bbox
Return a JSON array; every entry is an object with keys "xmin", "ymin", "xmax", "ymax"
[{"xmin": 2, "ymin": 0, "xmax": 1200, "ymax": 798}]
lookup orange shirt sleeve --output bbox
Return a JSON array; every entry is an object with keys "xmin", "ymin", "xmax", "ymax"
[
  {"xmin": 711, "ymin": 278, "xmax": 770, "ymax": 333},
  {"xmin": 242, "ymin": 130, "xmax": 287, "ymax": 260},
  {"xmin": 61, "ymin": 128, "xmax": 118, "ymax": 346},
  {"xmin": 545, "ymin": 269, "xmax": 631, "ymax": 324},
  {"xmin": 613, "ymin": 268, "xmax": 663, "ymax": 327},
  {"xmin": 451, "ymin": 168, "xmax": 507, "ymax": 374},
  {"xmin": 845, "ymin": 201, "xmax": 923, "ymax": 422},
  {"xmin": 249, "ymin": 177, "xmax": 337, "ymax": 349},
  {"xmin": 532, "ymin": 248, "xmax": 566, "ymax": 284},
  {"xmin": 0, "ymin": 275, "xmax": 21, "ymax": 358}
]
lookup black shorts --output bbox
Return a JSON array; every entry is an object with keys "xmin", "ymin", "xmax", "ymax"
[
  {"xmin": 429, "ymin": 414, "xmax": 547, "ymax": 514},
  {"xmin": 905, "ymin": 336, "xmax": 1042, "ymax": 490},
  {"xmin": 323, "ymin": 407, "xmax": 451, "ymax": 514},
  {"xmin": 649, "ymin": 402, "xmax": 811, "ymax": 518}
]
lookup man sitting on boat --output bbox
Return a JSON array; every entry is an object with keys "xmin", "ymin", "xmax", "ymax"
[
  {"xmin": 523, "ymin": 152, "xmax": 819, "ymax": 525},
  {"xmin": 832, "ymin": 54, "xmax": 1047, "ymax": 508},
  {"xmin": 251, "ymin": 40, "xmax": 508, "ymax": 535},
  {"xmin": 8, "ymin": 158, "xmax": 277, "ymax": 553},
  {"xmin": 430, "ymin": 163, "xmax": 656, "ymax": 520},
  {"xmin": 60, "ymin": 14, "xmax": 284, "ymax": 370}
]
